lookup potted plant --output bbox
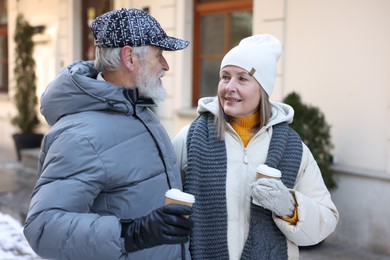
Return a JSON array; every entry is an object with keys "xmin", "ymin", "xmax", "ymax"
[
  {"xmin": 11, "ymin": 14, "xmax": 43, "ymax": 161},
  {"xmin": 283, "ymin": 92, "xmax": 336, "ymax": 189}
]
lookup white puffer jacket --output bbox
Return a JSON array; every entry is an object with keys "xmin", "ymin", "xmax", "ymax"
[{"xmin": 172, "ymin": 96, "xmax": 339, "ymax": 260}]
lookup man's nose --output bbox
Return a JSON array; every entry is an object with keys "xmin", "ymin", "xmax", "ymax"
[{"xmin": 161, "ymin": 57, "xmax": 170, "ymax": 71}]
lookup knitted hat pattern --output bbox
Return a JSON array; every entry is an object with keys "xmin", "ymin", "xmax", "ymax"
[
  {"xmin": 220, "ymin": 34, "xmax": 282, "ymax": 97},
  {"xmin": 91, "ymin": 8, "xmax": 189, "ymax": 51}
]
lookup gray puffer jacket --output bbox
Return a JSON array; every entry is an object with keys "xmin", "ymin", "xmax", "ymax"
[{"xmin": 23, "ymin": 61, "xmax": 187, "ymax": 260}]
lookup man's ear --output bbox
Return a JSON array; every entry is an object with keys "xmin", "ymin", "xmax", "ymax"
[{"xmin": 121, "ymin": 46, "xmax": 135, "ymax": 72}]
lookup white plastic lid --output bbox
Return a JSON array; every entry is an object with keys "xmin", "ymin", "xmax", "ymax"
[
  {"xmin": 165, "ymin": 188, "xmax": 195, "ymax": 203},
  {"xmin": 256, "ymin": 164, "xmax": 281, "ymax": 178}
]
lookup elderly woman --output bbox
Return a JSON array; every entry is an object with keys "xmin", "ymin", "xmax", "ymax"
[{"xmin": 172, "ymin": 34, "xmax": 339, "ymax": 260}]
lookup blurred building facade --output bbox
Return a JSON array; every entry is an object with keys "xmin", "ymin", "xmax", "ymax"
[{"xmin": 0, "ymin": 0, "xmax": 389, "ymax": 255}]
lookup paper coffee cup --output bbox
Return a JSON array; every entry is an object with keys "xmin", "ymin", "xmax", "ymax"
[
  {"xmin": 256, "ymin": 164, "xmax": 281, "ymax": 179},
  {"xmin": 165, "ymin": 188, "xmax": 195, "ymax": 217}
]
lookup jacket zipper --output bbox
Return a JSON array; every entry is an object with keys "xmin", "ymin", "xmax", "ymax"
[
  {"xmin": 243, "ymin": 148, "xmax": 249, "ymax": 164},
  {"xmin": 227, "ymin": 124, "xmax": 250, "ymax": 164}
]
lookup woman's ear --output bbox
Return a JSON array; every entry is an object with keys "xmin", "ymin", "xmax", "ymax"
[{"xmin": 121, "ymin": 46, "xmax": 135, "ymax": 72}]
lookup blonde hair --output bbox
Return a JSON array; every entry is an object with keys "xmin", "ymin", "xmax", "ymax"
[{"xmin": 215, "ymin": 86, "xmax": 272, "ymax": 140}]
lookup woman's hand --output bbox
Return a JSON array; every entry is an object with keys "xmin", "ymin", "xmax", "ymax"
[{"xmin": 251, "ymin": 178, "xmax": 295, "ymax": 218}]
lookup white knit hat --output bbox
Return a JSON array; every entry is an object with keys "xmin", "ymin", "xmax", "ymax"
[{"xmin": 220, "ymin": 34, "xmax": 282, "ymax": 97}]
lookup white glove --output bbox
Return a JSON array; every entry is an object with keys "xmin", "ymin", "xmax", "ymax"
[{"xmin": 251, "ymin": 178, "xmax": 295, "ymax": 218}]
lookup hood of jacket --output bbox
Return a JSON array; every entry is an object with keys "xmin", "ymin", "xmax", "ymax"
[
  {"xmin": 196, "ymin": 96, "xmax": 295, "ymax": 128},
  {"xmin": 40, "ymin": 60, "xmax": 145, "ymax": 126}
]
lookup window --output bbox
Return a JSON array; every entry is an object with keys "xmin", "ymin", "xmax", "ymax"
[
  {"xmin": 192, "ymin": 0, "xmax": 252, "ymax": 106},
  {"xmin": 81, "ymin": 0, "xmax": 113, "ymax": 60},
  {"xmin": 0, "ymin": 0, "xmax": 7, "ymax": 93}
]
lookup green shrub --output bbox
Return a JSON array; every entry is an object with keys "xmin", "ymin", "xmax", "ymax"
[
  {"xmin": 11, "ymin": 14, "xmax": 39, "ymax": 134},
  {"xmin": 283, "ymin": 92, "xmax": 336, "ymax": 189}
]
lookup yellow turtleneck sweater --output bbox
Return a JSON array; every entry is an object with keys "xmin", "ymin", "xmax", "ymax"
[{"xmin": 230, "ymin": 112, "xmax": 260, "ymax": 147}]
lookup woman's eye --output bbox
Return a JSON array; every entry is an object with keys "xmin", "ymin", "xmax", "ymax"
[{"xmin": 240, "ymin": 76, "xmax": 248, "ymax": 81}]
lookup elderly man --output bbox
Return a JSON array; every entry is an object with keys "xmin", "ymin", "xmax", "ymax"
[{"xmin": 24, "ymin": 8, "xmax": 193, "ymax": 260}]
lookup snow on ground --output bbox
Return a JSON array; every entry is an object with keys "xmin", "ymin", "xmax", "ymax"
[{"xmin": 0, "ymin": 212, "xmax": 42, "ymax": 259}]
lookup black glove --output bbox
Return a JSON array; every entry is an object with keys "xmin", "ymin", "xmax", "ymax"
[{"xmin": 121, "ymin": 204, "xmax": 194, "ymax": 252}]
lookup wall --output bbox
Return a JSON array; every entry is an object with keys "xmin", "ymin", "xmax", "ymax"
[
  {"xmin": 0, "ymin": 100, "xmax": 16, "ymax": 148},
  {"xmin": 331, "ymin": 168, "xmax": 390, "ymax": 254},
  {"xmin": 283, "ymin": 0, "xmax": 390, "ymax": 176},
  {"xmin": 270, "ymin": 0, "xmax": 390, "ymax": 254}
]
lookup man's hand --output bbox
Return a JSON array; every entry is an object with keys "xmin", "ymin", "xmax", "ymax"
[{"xmin": 122, "ymin": 204, "xmax": 193, "ymax": 252}]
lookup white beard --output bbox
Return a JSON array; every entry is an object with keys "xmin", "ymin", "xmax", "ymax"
[{"xmin": 136, "ymin": 65, "xmax": 167, "ymax": 102}]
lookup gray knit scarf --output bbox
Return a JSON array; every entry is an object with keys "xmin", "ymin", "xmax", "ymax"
[{"xmin": 185, "ymin": 112, "xmax": 302, "ymax": 260}]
